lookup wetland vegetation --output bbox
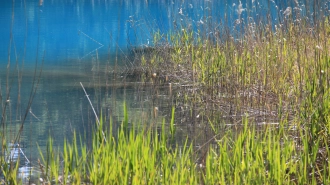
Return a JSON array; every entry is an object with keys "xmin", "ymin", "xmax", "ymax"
[{"xmin": 1, "ymin": 0, "xmax": 330, "ymax": 184}]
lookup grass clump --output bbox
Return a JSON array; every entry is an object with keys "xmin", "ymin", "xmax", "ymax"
[
  {"xmin": 134, "ymin": 13, "xmax": 330, "ymax": 127},
  {"xmin": 34, "ymin": 110, "xmax": 330, "ymax": 184},
  {"xmin": 126, "ymin": 8, "xmax": 330, "ymax": 184},
  {"xmin": 37, "ymin": 112, "xmax": 198, "ymax": 184}
]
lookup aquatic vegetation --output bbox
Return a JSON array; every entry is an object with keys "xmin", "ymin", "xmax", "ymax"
[
  {"xmin": 34, "ymin": 107, "xmax": 330, "ymax": 184},
  {"xmin": 2, "ymin": 0, "xmax": 330, "ymax": 184},
  {"xmin": 34, "ymin": 3, "xmax": 330, "ymax": 183},
  {"xmin": 126, "ymin": 3, "xmax": 330, "ymax": 183}
]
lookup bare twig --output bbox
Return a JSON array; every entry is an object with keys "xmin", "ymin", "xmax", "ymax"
[{"xmin": 80, "ymin": 82, "xmax": 107, "ymax": 143}]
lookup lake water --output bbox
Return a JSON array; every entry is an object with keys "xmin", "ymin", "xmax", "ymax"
[
  {"xmin": 0, "ymin": 0, "xmax": 329, "ymax": 178},
  {"xmin": 3, "ymin": 0, "xmax": 325, "ymax": 67}
]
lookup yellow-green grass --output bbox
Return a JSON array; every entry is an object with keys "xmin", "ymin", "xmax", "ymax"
[
  {"xmin": 34, "ymin": 110, "xmax": 330, "ymax": 184},
  {"xmin": 32, "ymin": 17, "xmax": 330, "ymax": 185},
  {"xmin": 2, "ymin": 7, "xmax": 330, "ymax": 185}
]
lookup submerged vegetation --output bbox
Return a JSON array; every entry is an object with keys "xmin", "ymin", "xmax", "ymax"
[{"xmin": 2, "ymin": 0, "xmax": 330, "ymax": 184}]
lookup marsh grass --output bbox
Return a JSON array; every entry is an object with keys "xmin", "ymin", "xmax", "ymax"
[
  {"xmin": 36, "ymin": 111, "xmax": 195, "ymax": 184},
  {"xmin": 118, "ymin": 2, "xmax": 330, "ymax": 183},
  {"xmin": 127, "ymin": 2, "xmax": 330, "ymax": 131},
  {"xmin": 2, "ymin": 0, "xmax": 330, "ymax": 184},
  {"xmin": 33, "ymin": 105, "xmax": 329, "ymax": 184},
  {"xmin": 126, "ymin": 1, "xmax": 329, "ymax": 127}
]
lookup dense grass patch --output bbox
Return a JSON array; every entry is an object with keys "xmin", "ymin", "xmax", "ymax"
[{"xmin": 32, "ymin": 110, "xmax": 329, "ymax": 184}]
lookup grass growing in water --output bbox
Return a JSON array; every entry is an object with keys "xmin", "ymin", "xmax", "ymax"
[
  {"xmin": 124, "ymin": 9, "xmax": 330, "ymax": 184},
  {"xmin": 38, "ymin": 111, "xmax": 197, "ymax": 184},
  {"xmin": 2, "ymin": 1, "xmax": 330, "ymax": 184},
  {"xmin": 34, "ymin": 14, "xmax": 330, "ymax": 185},
  {"xmin": 34, "ymin": 106, "xmax": 329, "ymax": 184}
]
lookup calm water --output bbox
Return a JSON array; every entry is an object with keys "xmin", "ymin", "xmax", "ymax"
[
  {"xmin": 1, "ymin": 0, "xmax": 327, "ymax": 66},
  {"xmin": 0, "ymin": 0, "xmax": 329, "ymax": 175}
]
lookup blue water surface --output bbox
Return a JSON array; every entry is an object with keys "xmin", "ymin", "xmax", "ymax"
[
  {"xmin": 1, "ymin": 0, "xmax": 170, "ymax": 66},
  {"xmin": 0, "ymin": 0, "xmax": 228, "ymax": 67},
  {"xmin": 1, "ymin": 0, "xmax": 304, "ymax": 67}
]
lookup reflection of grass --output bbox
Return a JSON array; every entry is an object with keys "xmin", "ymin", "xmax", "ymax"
[{"xmin": 1, "ymin": 0, "xmax": 44, "ymax": 183}]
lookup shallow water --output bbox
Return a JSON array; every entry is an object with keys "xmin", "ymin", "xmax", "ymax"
[{"xmin": 0, "ymin": 0, "xmax": 329, "ymax": 180}]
